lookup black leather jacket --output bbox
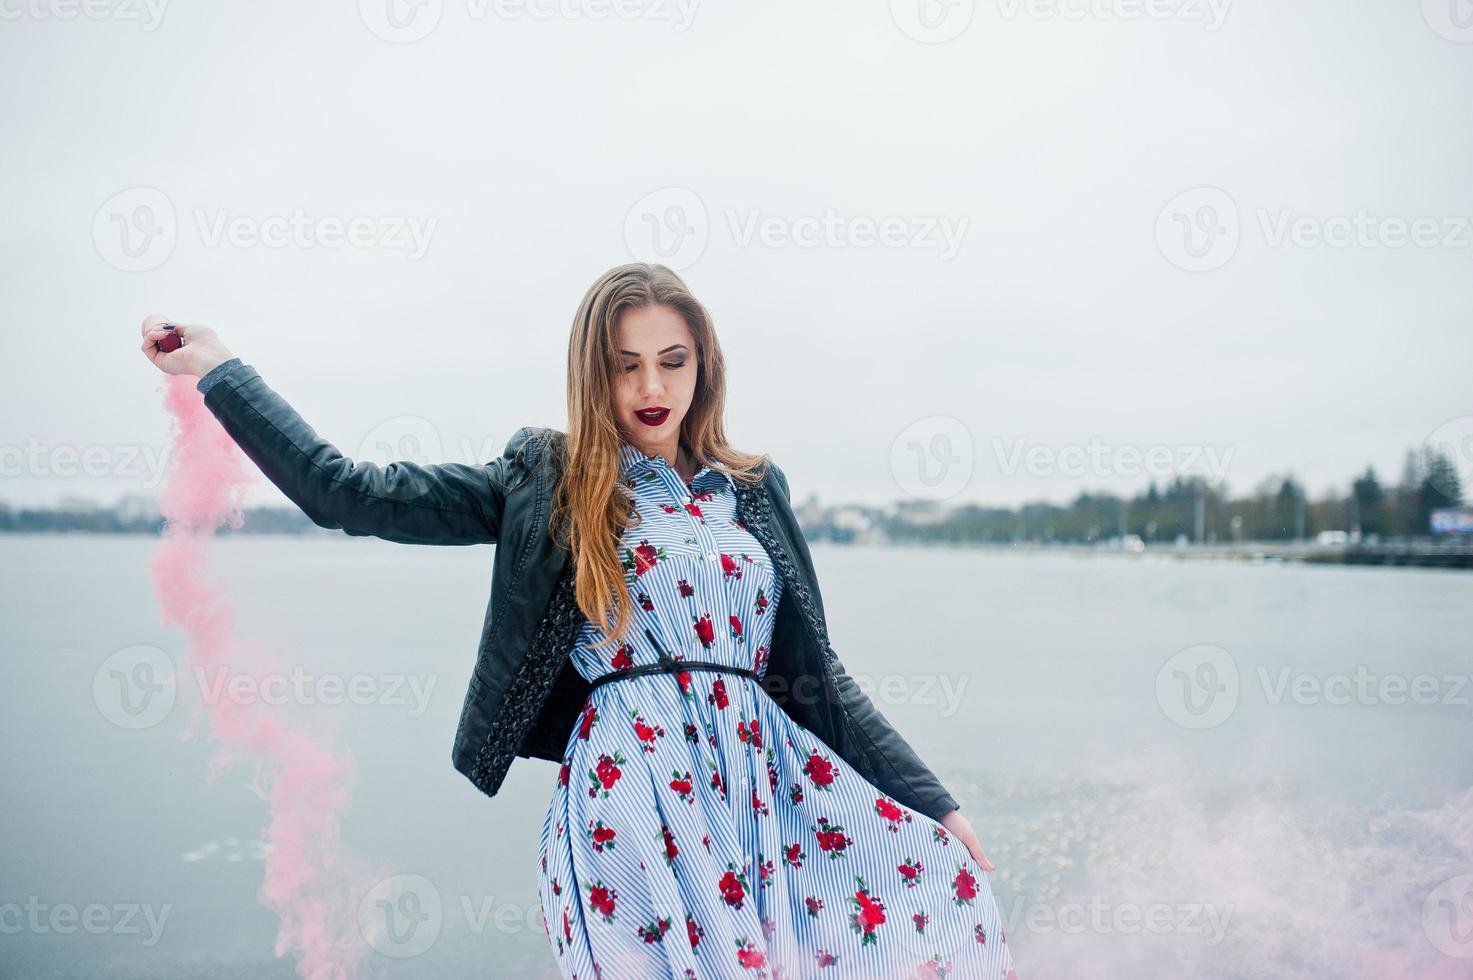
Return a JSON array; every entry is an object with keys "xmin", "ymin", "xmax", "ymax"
[{"xmin": 195, "ymin": 358, "xmax": 961, "ymax": 822}]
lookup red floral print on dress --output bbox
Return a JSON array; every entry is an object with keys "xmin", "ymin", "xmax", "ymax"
[
  {"xmin": 735, "ymin": 937, "xmax": 765, "ymax": 971},
  {"xmin": 718, "ymin": 865, "xmax": 750, "ymax": 909},
  {"xmin": 897, "ymin": 858, "xmax": 925, "ymax": 888},
  {"xmin": 630, "ymin": 708, "xmax": 665, "ymax": 752},
  {"xmin": 668, "ymin": 770, "xmax": 695, "ymax": 804},
  {"xmin": 585, "ymin": 819, "xmax": 617, "ymax": 853},
  {"xmin": 804, "ymin": 748, "xmax": 838, "ymax": 790},
  {"xmin": 846, "ymin": 875, "xmax": 887, "ymax": 946},
  {"xmin": 584, "ymin": 879, "xmax": 618, "ymax": 924},
  {"xmin": 656, "ymin": 823, "xmax": 678, "ymax": 866},
  {"xmin": 587, "ymin": 750, "xmax": 626, "ymax": 798},
  {"xmin": 874, "ymin": 796, "xmax": 913, "ymax": 832},
  {"xmin": 953, "ymin": 864, "xmax": 979, "ymax": 905},
  {"xmin": 623, "ymin": 539, "xmax": 665, "ymax": 577},
  {"xmin": 813, "ymin": 817, "xmax": 852, "ymax": 858},
  {"xmin": 637, "ymin": 916, "xmax": 671, "ymax": 944}
]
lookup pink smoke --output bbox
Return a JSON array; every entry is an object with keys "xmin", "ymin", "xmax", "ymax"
[{"xmin": 148, "ymin": 373, "xmax": 379, "ymax": 980}]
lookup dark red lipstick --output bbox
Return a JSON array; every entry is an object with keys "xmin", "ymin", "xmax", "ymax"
[{"xmin": 634, "ymin": 407, "xmax": 670, "ymax": 427}]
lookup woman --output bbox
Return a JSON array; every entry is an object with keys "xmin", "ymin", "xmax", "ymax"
[{"xmin": 139, "ymin": 263, "xmax": 1019, "ymax": 979}]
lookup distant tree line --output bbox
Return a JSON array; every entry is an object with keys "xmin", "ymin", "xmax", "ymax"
[
  {"xmin": 885, "ymin": 444, "xmax": 1465, "ymax": 546},
  {"xmin": 0, "ymin": 505, "xmax": 322, "ymax": 535}
]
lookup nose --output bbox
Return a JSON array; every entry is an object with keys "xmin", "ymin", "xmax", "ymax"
[{"xmin": 638, "ymin": 366, "xmax": 664, "ymax": 398}]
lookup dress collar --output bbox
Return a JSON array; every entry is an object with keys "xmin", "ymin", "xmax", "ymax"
[{"xmin": 618, "ymin": 437, "xmax": 727, "ymax": 492}]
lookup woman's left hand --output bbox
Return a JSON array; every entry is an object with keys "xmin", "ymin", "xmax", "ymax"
[{"xmin": 939, "ymin": 808, "xmax": 995, "ymax": 872}]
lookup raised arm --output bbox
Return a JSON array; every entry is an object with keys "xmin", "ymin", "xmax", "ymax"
[{"xmin": 141, "ymin": 316, "xmax": 527, "ymax": 546}]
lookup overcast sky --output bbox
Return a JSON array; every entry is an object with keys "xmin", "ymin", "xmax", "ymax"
[{"xmin": 3, "ymin": 0, "xmax": 1470, "ymax": 513}]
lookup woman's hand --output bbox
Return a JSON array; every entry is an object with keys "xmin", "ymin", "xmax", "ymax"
[
  {"xmin": 940, "ymin": 808, "xmax": 995, "ymax": 872},
  {"xmin": 139, "ymin": 314, "xmax": 234, "ymax": 379}
]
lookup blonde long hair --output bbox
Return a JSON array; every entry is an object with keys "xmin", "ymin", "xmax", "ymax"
[{"xmin": 546, "ymin": 262, "xmax": 772, "ymax": 651}]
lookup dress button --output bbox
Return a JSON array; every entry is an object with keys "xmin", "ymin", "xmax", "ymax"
[
  {"xmin": 706, "ymin": 552, "xmax": 717, "ymax": 561},
  {"xmin": 681, "ymin": 496, "xmax": 691, "ymax": 506}
]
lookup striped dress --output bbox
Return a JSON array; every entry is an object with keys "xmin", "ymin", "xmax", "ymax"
[{"xmin": 536, "ymin": 439, "xmax": 1019, "ymax": 979}]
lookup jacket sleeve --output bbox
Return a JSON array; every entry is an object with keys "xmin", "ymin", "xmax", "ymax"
[
  {"xmin": 769, "ymin": 460, "xmax": 962, "ymax": 822},
  {"xmin": 196, "ymin": 358, "xmax": 528, "ymax": 546}
]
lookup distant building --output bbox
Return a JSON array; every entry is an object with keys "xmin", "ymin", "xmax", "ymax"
[{"xmin": 1430, "ymin": 507, "xmax": 1473, "ymax": 536}]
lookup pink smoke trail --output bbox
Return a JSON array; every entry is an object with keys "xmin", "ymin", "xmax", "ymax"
[{"xmin": 148, "ymin": 373, "xmax": 378, "ymax": 980}]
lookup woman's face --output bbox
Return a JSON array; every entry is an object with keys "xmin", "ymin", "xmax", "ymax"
[{"xmin": 612, "ymin": 304, "xmax": 698, "ymax": 461}]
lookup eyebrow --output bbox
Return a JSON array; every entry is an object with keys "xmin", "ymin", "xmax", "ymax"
[{"xmin": 619, "ymin": 345, "xmax": 690, "ymax": 357}]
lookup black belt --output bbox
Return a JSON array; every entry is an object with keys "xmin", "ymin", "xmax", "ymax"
[{"xmin": 585, "ymin": 627, "xmax": 760, "ymax": 691}]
